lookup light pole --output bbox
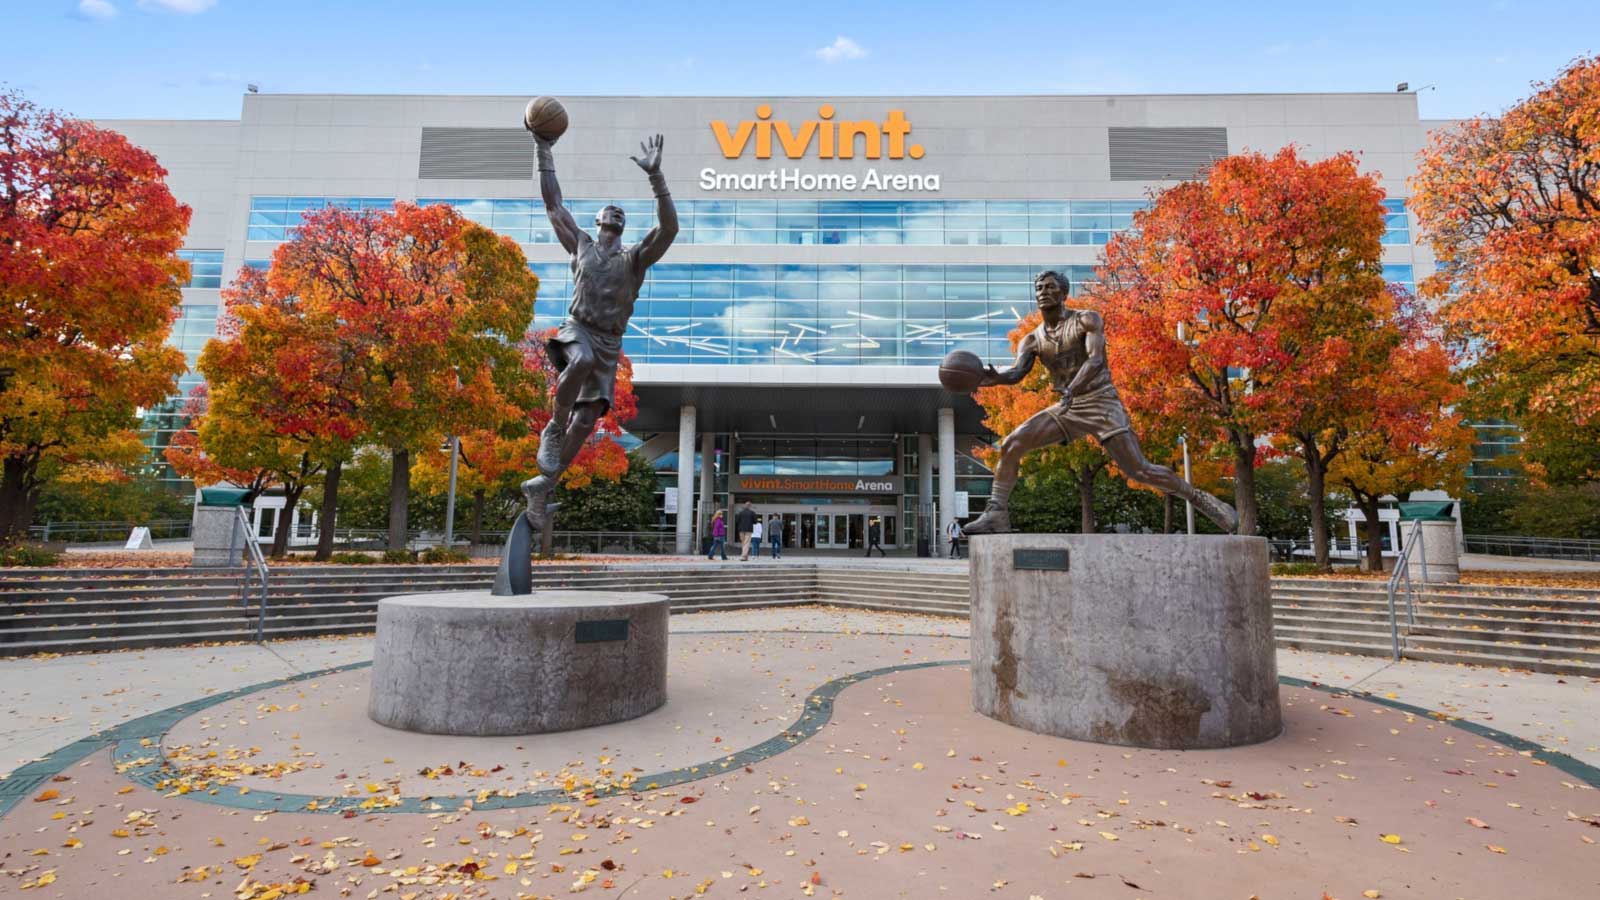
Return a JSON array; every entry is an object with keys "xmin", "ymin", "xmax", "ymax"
[
  {"xmin": 1175, "ymin": 322, "xmax": 1195, "ymax": 535},
  {"xmin": 443, "ymin": 436, "xmax": 459, "ymax": 548},
  {"xmin": 1181, "ymin": 434, "xmax": 1194, "ymax": 535}
]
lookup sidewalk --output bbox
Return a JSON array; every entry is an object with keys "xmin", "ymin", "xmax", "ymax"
[{"xmin": 3, "ymin": 607, "xmax": 1594, "ymax": 779}]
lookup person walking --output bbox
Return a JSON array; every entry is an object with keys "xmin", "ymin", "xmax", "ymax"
[
  {"xmin": 767, "ymin": 514, "xmax": 783, "ymax": 559},
  {"xmin": 947, "ymin": 518, "xmax": 964, "ymax": 559},
  {"xmin": 865, "ymin": 517, "xmax": 886, "ymax": 558},
  {"xmin": 707, "ymin": 510, "xmax": 727, "ymax": 561},
  {"xmin": 750, "ymin": 516, "xmax": 764, "ymax": 559},
  {"xmin": 736, "ymin": 501, "xmax": 757, "ymax": 561}
]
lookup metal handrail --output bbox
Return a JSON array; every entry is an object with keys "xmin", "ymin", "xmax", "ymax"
[
  {"xmin": 1383, "ymin": 519, "xmax": 1428, "ymax": 660},
  {"xmin": 232, "ymin": 507, "xmax": 271, "ymax": 642},
  {"xmin": 1463, "ymin": 533, "xmax": 1600, "ymax": 561},
  {"xmin": 29, "ymin": 519, "xmax": 192, "ymax": 543}
]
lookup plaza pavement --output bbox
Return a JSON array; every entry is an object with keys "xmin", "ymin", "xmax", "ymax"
[{"xmin": 1, "ymin": 607, "xmax": 1596, "ymax": 898}]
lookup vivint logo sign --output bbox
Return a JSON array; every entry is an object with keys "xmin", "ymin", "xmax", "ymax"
[{"xmin": 698, "ymin": 104, "xmax": 940, "ymax": 193}]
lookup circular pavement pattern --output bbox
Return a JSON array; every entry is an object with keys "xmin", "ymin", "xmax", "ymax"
[{"xmin": 2, "ymin": 629, "xmax": 1597, "ymax": 899}]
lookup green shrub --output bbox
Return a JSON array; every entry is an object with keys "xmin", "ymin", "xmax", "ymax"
[
  {"xmin": 381, "ymin": 548, "xmax": 417, "ymax": 564},
  {"xmin": 419, "ymin": 546, "xmax": 470, "ymax": 564},
  {"xmin": 330, "ymin": 551, "xmax": 376, "ymax": 565},
  {"xmin": 0, "ymin": 544, "xmax": 60, "ymax": 567}
]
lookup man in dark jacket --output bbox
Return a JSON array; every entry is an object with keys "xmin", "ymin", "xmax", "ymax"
[
  {"xmin": 736, "ymin": 501, "xmax": 757, "ymax": 561},
  {"xmin": 865, "ymin": 517, "xmax": 886, "ymax": 557}
]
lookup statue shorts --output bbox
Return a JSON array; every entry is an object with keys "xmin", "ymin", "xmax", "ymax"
[
  {"xmin": 547, "ymin": 318, "xmax": 622, "ymax": 413},
  {"xmin": 1043, "ymin": 385, "xmax": 1133, "ymax": 444}
]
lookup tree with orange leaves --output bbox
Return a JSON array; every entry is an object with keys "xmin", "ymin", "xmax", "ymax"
[
  {"xmin": 1328, "ymin": 330, "xmax": 1472, "ymax": 571},
  {"xmin": 216, "ymin": 205, "xmax": 540, "ymax": 551},
  {"xmin": 1411, "ymin": 54, "xmax": 1600, "ymax": 432},
  {"xmin": 0, "ymin": 89, "xmax": 190, "ymax": 543},
  {"xmin": 1094, "ymin": 147, "xmax": 1392, "ymax": 535},
  {"xmin": 412, "ymin": 336, "xmax": 636, "ymax": 543}
]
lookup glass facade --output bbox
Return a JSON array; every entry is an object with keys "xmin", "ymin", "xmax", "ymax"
[
  {"xmin": 1468, "ymin": 420, "xmax": 1522, "ymax": 485},
  {"xmin": 178, "ymin": 249, "xmax": 224, "ymax": 288},
  {"xmin": 1380, "ymin": 199, "xmax": 1410, "ymax": 246},
  {"xmin": 247, "ymin": 196, "xmax": 395, "ymax": 241},
  {"xmin": 531, "ymin": 262, "xmax": 1102, "ymax": 365},
  {"xmin": 251, "ymin": 196, "xmax": 1413, "ymax": 249}
]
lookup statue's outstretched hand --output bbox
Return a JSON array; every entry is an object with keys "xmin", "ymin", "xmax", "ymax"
[{"xmin": 631, "ymin": 134, "xmax": 663, "ymax": 174}]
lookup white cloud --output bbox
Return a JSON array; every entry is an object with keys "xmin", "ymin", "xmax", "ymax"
[
  {"xmin": 77, "ymin": 0, "xmax": 118, "ymax": 19},
  {"xmin": 815, "ymin": 36, "xmax": 866, "ymax": 64},
  {"xmin": 137, "ymin": 0, "xmax": 218, "ymax": 12}
]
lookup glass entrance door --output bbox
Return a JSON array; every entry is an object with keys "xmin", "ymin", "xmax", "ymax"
[{"xmin": 799, "ymin": 513, "xmax": 816, "ymax": 549}]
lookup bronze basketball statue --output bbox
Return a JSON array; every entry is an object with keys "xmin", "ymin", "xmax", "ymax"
[
  {"xmin": 947, "ymin": 270, "xmax": 1238, "ymax": 535},
  {"xmin": 494, "ymin": 100, "xmax": 679, "ymax": 595}
]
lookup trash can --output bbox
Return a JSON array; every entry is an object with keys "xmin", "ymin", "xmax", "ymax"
[
  {"xmin": 1397, "ymin": 501, "xmax": 1459, "ymax": 584},
  {"xmin": 192, "ymin": 487, "xmax": 254, "ymax": 568}
]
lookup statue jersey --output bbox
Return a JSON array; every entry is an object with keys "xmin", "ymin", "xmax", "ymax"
[
  {"xmin": 1033, "ymin": 311, "xmax": 1115, "ymax": 398},
  {"xmin": 567, "ymin": 230, "xmax": 644, "ymax": 335}
]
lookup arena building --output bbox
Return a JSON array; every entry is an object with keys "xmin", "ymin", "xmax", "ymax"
[{"xmin": 106, "ymin": 91, "xmax": 1476, "ymax": 553}]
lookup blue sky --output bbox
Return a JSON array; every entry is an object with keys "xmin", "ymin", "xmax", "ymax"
[{"xmin": 5, "ymin": 0, "xmax": 1593, "ymax": 121}]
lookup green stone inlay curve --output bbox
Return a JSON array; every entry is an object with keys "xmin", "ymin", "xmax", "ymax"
[
  {"xmin": 105, "ymin": 658, "xmax": 966, "ymax": 815},
  {"xmin": 1279, "ymin": 675, "xmax": 1600, "ymax": 788},
  {"xmin": 5, "ymin": 633, "xmax": 1598, "ymax": 821}
]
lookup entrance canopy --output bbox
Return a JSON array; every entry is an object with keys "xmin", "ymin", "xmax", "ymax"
[{"xmin": 628, "ymin": 365, "xmax": 990, "ymax": 436}]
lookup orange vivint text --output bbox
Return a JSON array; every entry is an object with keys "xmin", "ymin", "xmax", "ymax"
[{"xmin": 711, "ymin": 105, "xmax": 924, "ymax": 160}]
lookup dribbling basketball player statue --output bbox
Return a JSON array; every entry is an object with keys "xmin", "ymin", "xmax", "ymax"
[
  {"xmin": 494, "ymin": 98, "xmax": 678, "ymax": 595},
  {"xmin": 941, "ymin": 270, "xmax": 1238, "ymax": 536}
]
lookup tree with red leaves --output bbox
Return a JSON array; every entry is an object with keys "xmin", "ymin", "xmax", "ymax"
[
  {"xmin": 0, "ymin": 89, "xmax": 190, "ymax": 543},
  {"xmin": 1093, "ymin": 147, "xmax": 1393, "ymax": 536},
  {"xmin": 202, "ymin": 204, "xmax": 539, "ymax": 552}
]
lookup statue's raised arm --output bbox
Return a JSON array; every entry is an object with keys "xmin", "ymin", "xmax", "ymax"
[
  {"xmin": 533, "ymin": 135, "xmax": 584, "ymax": 255},
  {"xmin": 629, "ymin": 135, "xmax": 678, "ymax": 272}
]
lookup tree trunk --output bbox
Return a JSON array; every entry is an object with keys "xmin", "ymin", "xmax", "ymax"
[
  {"xmin": 270, "ymin": 484, "xmax": 304, "ymax": 559},
  {"xmin": 1362, "ymin": 494, "xmax": 1386, "ymax": 573},
  {"xmin": 1078, "ymin": 465, "xmax": 1097, "ymax": 534},
  {"xmin": 1163, "ymin": 493, "xmax": 1174, "ymax": 534},
  {"xmin": 469, "ymin": 489, "xmax": 485, "ymax": 546},
  {"xmin": 1303, "ymin": 441, "xmax": 1330, "ymax": 568},
  {"xmin": 0, "ymin": 454, "xmax": 40, "ymax": 545},
  {"xmin": 1231, "ymin": 431, "xmax": 1259, "ymax": 535},
  {"xmin": 315, "ymin": 459, "xmax": 342, "ymax": 561},
  {"xmin": 388, "ymin": 448, "xmax": 410, "ymax": 551}
]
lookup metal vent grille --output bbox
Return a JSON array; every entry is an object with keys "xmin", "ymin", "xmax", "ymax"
[
  {"xmin": 418, "ymin": 127, "xmax": 534, "ymax": 180},
  {"xmin": 1108, "ymin": 127, "xmax": 1229, "ymax": 181}
]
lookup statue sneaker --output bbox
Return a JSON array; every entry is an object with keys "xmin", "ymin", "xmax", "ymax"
[
  {"xmin": 536, "ymin": 417, "xmax": 565, "ymax": 476},
  {"xmin": 959, "ymin": 504, "xmax": 1011, "ymax": 535},
  {"xmin": 1190, "ymin": 491, "xmax": 1239, "ymax": 534},
  {"xmin": 521, "ymin": 474, "xmax": 553, "ymax": 527}
]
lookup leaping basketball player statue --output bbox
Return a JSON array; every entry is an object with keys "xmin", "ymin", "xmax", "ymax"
[
  {"xmin": 942, "ymin": 270, "xmax": 1238, "ymax": 536},
  {"xmin": 494, "ymin": 98, "xmax": 678, "ymax": 595}
]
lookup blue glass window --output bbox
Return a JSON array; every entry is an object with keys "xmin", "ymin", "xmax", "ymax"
[
  {"xmin": 177, "ymin": 250, "xmax": 224, "ymax": 288},
  {"xmin": 1381, "ymin": 198, "xmax": 1410, "ymax": 246},
  {"xmin": 251, "ymin": 196, "xmax": 1157, "ymax": 248}
]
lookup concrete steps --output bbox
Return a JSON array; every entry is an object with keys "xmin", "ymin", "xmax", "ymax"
[{"xmin": 4, "ymin": 564, "xmax": 1600, "ymax": 675}]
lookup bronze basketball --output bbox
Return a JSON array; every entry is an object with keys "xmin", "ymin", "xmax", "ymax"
[
  {"xmin": 938, "ymin": 349, "xmax": 986, "ymax": 393},
  {"xmin": 523, "ymin": 96, "xmax": 569, "ymax": 143}
]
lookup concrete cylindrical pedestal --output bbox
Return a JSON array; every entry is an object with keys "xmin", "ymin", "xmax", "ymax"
[
  {"xmin": 368, "ymin": 590, "xmax": 669, "ymax": 736},
  {"xmin": 1412, "ymin": 520, "xmax": 1461, "ymax": 584},
  {"xmin": 191, "ymin": 505, "xmax": 244, "ymax": 568},
  {"xmin": 970, "ymin": 534, "xmax": 1281, "ymax": 750}
]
